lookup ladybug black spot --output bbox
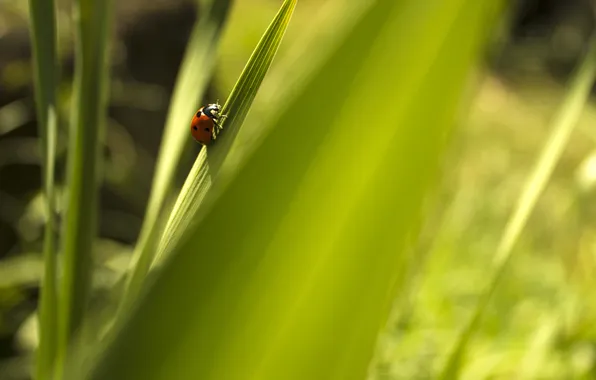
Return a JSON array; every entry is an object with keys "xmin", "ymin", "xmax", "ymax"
[
  {"xmin": 196, "ymin": 111, "xmax": 202, "ymax": 118},
  {"xmin": 204, "ymin": 128, "xmax": 210, "ymax": 132},
  {"xmin": 193, "ymin": 126, "xmax": 198, "ymax": 130}
]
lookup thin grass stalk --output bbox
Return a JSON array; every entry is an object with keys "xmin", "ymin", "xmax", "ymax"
[
  {"xmin": 55, "ymin": 0, "xmax": 112, "ymax": 377},
  {"xmin": 27, "ymin": 0, "xmax": 59, "ymax": 377}
]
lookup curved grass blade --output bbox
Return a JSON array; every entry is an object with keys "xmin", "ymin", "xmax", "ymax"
[
  {"xmin": 153, "ymin": 0, "xmax": 297, "ymax": 265},
  {"xmin": 55, "ymin": 0, "xmax": 112, "ymax": 377},
  {"xmin": 82, "ymin": 1, "xmax": 499, "ymax": 379},
  {"xmin": 118, "ymin": 0, "xmax": 233, "ymax": 312},
  {"xmin": 27, "ymin": 0, "xmax": 59, "ymax": 377},
  {"xmin": 244, "ymin": 0, "xmax": 372, "ymax": 149},
  {"xmin": 438, "ymin": 32, "xmax": 596, "ymax": 380}
]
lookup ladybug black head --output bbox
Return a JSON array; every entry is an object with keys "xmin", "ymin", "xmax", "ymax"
[{"xmin": 203, "ymin": 103, "xmax": 221, "ymax": 119}]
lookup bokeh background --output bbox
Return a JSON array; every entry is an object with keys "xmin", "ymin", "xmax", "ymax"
[{"xmin": 1, "ymin": 0, "xmax": 596, "ymax": 379}]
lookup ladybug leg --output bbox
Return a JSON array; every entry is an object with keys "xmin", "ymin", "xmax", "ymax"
[
  {"xmin": 217, "ymin": 114, "xmax": 228, "ymax": 128},
  {"xmin": 214, "ymin": 117, "xmax": 226, "ymax": 132}
]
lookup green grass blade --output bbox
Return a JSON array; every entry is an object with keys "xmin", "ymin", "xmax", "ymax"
[
  {"xmin": 55, "ymin": 0, "xmax": 112, "ymax": 377},
  {"xmin": 82, "ymin": 1, "xmax": 499, "ymax": 379},
  {"xmin": 27, "ymin": 0, "xmax": 59, "ymax": 377},
  {"xmin": 438, "ymin": 32, "xmax": 596, "ymax": 380},
  {"xmin": 153, "ymin": 0, "xmax": 297, "ymax": 265},
  {"xmin": 37, "ymin": 107, "xmax": 58, "ymax": 380},
  {"xmin": 119, "ymin": 0, "xmax": 233, "ymax": 311}
]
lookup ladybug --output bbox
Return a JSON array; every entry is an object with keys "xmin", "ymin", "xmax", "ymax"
[{"xmin": 190, "ymin": 102, "xmax": 225, "ymax": 145}]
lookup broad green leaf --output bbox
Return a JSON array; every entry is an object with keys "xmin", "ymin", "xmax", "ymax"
[
  {"xmin": 27, "ymin": 0, "xmax": 59, "ymax": 378},
  {"xmin": 119, "ymin": 0, "xmax": 233, "ymax": 311},
  {"xmin": 55, "ymin": 0, "xmax": 112, "ymax": 377},
  {"xmin": 438, "ymin": 32, "xmax": 596, "ymax": 380},
  {"xmin": 154, "ymin": 0, "xmax": 297, "ymax": 264},
  {"xmin": 82, "ymin": 1, "xmax": 500, "ymax": 379}
]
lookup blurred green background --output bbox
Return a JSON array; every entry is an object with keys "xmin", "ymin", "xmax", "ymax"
[{"xmin": 1, "ymin": 0, "xmax": 596, "ymax": 379}]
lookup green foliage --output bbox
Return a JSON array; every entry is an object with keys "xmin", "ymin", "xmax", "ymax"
[
  {"xmin": 154, "ymin": 0, "xmax": 297, "ymax": 265},
  {"xmin": 439, "ymin": 32, "xmax": 596, "ymax": 380},
  {"xmin": 27, "ymin": 0, "xmax": 59, "ymax": 378},
  {"xmin": 55, "ymin": 0, "xmax": 112, "ymax": 378},
  {"xmin": 120, "ymin": 0, "xmax": 234, "ymax": 313},
  {"xmin": 81, "ymin": 1, "xmax": 500, "ymax": 379},
  {"xmin": 21, "ymin": 0, "xmax": 581, "ymax": 378}
]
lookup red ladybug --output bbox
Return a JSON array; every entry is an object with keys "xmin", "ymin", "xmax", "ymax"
[{"xmin": 190, "ymin": 103, "xmax": 224, "ymax": 145}]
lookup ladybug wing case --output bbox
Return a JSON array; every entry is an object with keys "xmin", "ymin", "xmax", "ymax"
[{"xmin": 191, "ymin": 116, "xmax": 214, "ymax": 145}]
